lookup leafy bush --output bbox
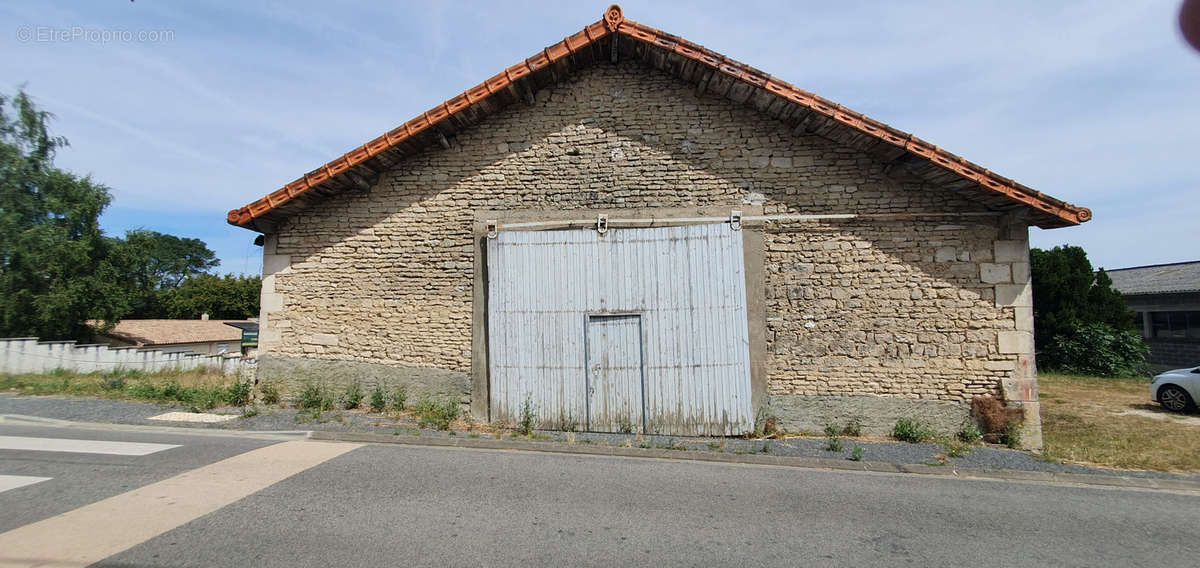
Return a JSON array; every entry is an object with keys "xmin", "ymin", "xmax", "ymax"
[
  {"xmin": 225, "ymin": 381, "xmax": 251, "ymax": 407},
  {"xmin": 160, "ymin": 382, "xmax": 184, "ymax": 401},
  {"xmin": 259, "ymin": 382, "xmax": 280, "ymax": 405},
  {"xmin": 415, "ymin": 396, "xmax": 460, "ymax": 430},
  {"xmin": 823, "ymin": 424, "xmax": 840, "ymax": 438},
  {"xmin": 1042, "ymin": 323, "xmax": 1149, "ymax": 377},
  {"xmin": 297, "ymin": 384, "xmax": 332, "ymax": 411},
  {"xmin": 129, "ymin": 382, "xmax": 159, "ymax": 399},
  {"xmin": 369, "ymin": 385, "xmax": 387, "ymax": 412},
  {"xmin": 850, "ymin": 446, "xmax": 865, "ymax": 461},
  {"xmin": 956, "ymin": 419, "xmax": 983, "ymax": 444},
  {"xmin": 999, "ymin": 423, "xmax": 1023, "ymax": 449},
  {"xmin": 825, "ymin": 436, "xmax": 844, "ymax": 452},
  {"xmin": 892, "ymin": 417, "xmax": 935, "ymax": 443},
  {"xmin": 339, "ymin": 382, "xmax": 363, "ymax": 410},
  {"xmin": 191, "ymin": 388, "xmax": 222, "ymax": 411}
]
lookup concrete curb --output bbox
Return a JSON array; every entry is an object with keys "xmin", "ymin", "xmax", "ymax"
[{"xmin": 309, "ymin": 430, "xmax": 1200, "ymax": 494}]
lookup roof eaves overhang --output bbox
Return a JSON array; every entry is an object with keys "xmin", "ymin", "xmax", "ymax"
[{"xmin": 226, "ymin": 4, "xmax": 1092, "ymax": 233}]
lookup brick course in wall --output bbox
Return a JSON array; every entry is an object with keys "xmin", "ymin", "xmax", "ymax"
[{"xmin": 255, "ymin": 61, "xmax": 1041, "ymax": 445}]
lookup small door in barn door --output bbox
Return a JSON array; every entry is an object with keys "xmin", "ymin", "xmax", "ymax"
[{"xmin": 586, "ymin": 314, "xmax": 645, "ymax": 433}]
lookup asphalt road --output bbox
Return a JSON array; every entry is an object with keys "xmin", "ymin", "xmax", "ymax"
[{"xmin": 2, "ymin": 423, "xmax": 1198, "ymax": 567}]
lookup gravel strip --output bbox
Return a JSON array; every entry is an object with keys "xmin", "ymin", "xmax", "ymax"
[{"xmin": 4, "ymin": 393, "xmax": 1197, "ymax": 482}]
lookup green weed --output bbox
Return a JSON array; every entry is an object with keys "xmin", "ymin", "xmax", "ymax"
[
  {"xmin": 391, "ymin": 385, "xmax": 408, "ymax": 411},
  {"xmin": 415, "ymin": 396, "xmax": 460, "ymax": 430},
  {"xmin": 225, "ymin": 381, "xmax": 251, "ymax": 407},
  {"xmin": 518, "ymin": 394, "xmax": 536, "ymax": 436},
  {"xmin": 258, "ymin": 382, "xmax": 281, "ymax": 405},
  {"xmin": 956, "ymin": 419, "xmax": 983, "ymax": 444},
  {"xmin": 339, "ymin": 382, "xmax": 363, "ymax": 410},
  {"xmin": 369, "ymin": 384, "xmax": 387, "ymax": 412},
  {"xmin": 999, "ymin": 422, "xmax": 1023, "ymax": 449},
  {"xmin": 893, "ymin": 417, "xmax": 936, "ymax": 443},
  {"xmin": 297, "ymin": 384, "xmax": 332, "ymax": 411}
]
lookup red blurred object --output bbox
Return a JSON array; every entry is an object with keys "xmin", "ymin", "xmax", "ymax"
[{"xmin": 1183, "ymin": 0, "xmax": 1200, "ymax": 51}]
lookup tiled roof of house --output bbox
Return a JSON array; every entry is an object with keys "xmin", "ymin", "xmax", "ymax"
[
  {"xmin": 99, "ymin": 320, "xmax": 249, "ymax": 347},
  {"xmin": 226, "ymin": 4, "xmax": 1092, "ymax": 232},
  {"xmin": 1107, "ymin": 261, "xmax": 1200, "ymax": 296}
]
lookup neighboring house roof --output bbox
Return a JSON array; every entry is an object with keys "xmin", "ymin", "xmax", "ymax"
[
  {"xmin": 1107, "ymin": 261, "xmax": 1200, "ymax": 296},
  {"xmin": 222, "ymin": 321, "xmax": 260, "ymax": 332},
  {"xmin": 226, "ymin": 4, "xmax": 1092, "ymax": 232},
  {"xmin": 99, "ymin": 320, "xmax": 249, "ymax": 347}
]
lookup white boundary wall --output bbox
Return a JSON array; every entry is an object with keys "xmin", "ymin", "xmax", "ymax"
[{"xmin": 0, "ymin": 337, "xmax": 252, "ymax": 376}]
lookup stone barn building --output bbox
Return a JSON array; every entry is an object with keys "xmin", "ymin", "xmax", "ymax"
[{"xmin": 227, "ymin": 6, "xmax": 1091, "ymax": 447}]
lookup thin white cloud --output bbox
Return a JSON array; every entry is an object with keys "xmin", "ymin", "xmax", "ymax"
[{"xmin": 0, "ymin": 0, "xmax": 1194, "ymax": 274}]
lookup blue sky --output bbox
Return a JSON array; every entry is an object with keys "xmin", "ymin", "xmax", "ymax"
[{"xmin": 2, "ymin": 1, "xmax": 1196, "ymax": 275}]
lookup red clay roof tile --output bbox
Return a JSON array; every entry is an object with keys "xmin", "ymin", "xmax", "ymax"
[{"xmin": 226, "ymin": 4, "xmax": 1092, "ymax": 231}]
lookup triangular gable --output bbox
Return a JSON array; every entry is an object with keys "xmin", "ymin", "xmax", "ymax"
[{"xmin": 226, "ymin": 5, "xmax": 1091, "ymax": 231}]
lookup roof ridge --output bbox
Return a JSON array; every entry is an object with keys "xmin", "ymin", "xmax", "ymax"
[
  {"xmin": 226, "ymin": 4, "xmax": 1092, "ymax": 231},
  {"xmin": 1106, "ymin": 260, "xmax": 1200, "ymax": 272}
]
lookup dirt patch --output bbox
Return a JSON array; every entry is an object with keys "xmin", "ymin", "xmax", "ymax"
[{"xmin": 1115, "ymin": 408, "xmax": 1200, "ymax": 426}]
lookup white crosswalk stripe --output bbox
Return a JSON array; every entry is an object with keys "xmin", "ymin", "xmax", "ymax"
[
  {"xmin": 0, "ymin": 435, "xmax": 179, "ymax": 456},
  {"xmin": 0, "ymin": 474, "xmax": 51, "ymax": 494}
]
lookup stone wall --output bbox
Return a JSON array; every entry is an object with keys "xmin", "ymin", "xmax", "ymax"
[{"xmin": 255, "ymin": 61, "xmax": 1040, "ymax": 446}]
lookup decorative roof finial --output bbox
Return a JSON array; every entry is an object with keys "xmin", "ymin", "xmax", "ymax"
[{"xmin": 604, "ymin": 4, "xmax": 623, "ymax": 31}]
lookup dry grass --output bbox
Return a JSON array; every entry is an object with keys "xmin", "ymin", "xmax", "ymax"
[
  {"xmin": 1, "ymin": 368, "xmax": 243, "ymax": 410},
  {"xmin": 1039, "ymin": 373, "xmax": 1200, "ymax": 472}
]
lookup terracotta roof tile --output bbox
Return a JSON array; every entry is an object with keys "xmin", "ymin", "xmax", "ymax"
[
  {"xmin": 227, "ymin": 4, "xmax": 1091, "ymax": 231},
  {"xmin": 98, "ymin": 320, "xmax": 249, "ymax": 347}
]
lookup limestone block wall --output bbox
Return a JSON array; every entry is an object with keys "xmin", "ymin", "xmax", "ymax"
[{"xmin": 253, "ymin": 61, "xmax": 1040, "ymax": 445}]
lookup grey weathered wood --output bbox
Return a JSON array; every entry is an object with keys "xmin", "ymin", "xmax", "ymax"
[
  {"xmin": 518, "ymin": 78, "xmax": 536, "ymax": 106},
  {"xmin": 695, "ymin": 70, "xmax": 713, "ymax": 96},
  {"xmin": 344, "ymin": 170, "xmax": 375, "ymax": 192}
]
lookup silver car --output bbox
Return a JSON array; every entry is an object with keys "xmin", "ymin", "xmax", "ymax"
[{"xmin": 1150, "ymin": 366, "xmax": 1200, "ymax": 412}]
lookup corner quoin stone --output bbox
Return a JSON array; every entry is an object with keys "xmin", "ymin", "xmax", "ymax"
[{"xmin": 980, "ymin": 263, "xmax": 1012, "ymax": 284}]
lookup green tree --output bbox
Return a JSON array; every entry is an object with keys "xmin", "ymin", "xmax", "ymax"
[
  {"xmin": 1030, "ymin": 245, "xmax": 1143, "ymax": 375},
  {"xmin": 159, "ymin": 273, "xmax": 261, "ymax": 320},
  {"xmin": 0, "ymin": 90, "xmax": 128, "ymax": 340},
  {"xmin": 111, "ymin": 229, "xmax": 218, "ymax": 317}
]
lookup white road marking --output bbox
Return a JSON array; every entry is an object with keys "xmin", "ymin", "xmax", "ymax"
[
  {"xmin": 147, "ymin": 412, "xmax": 237, "ymax": 423},
  {"xmin": 0, "ymin": 475, "xmax": 51, "ymax": 494},
  {"xmin": 0, "ymin": 436, "xmax": 180, "ymax": 456},
  {"xmin": 0, "ymin": 440, "xmax": 360, "ymax": 567}
]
